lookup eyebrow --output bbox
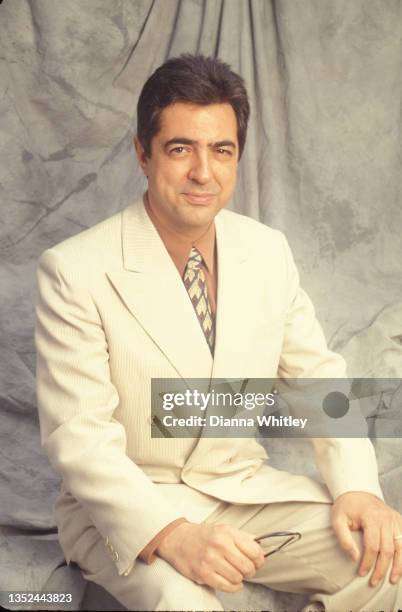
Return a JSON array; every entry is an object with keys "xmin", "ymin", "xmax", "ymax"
[{"xmin": 164, "ymin": 138, "xmax": 237, "ymax": 150}]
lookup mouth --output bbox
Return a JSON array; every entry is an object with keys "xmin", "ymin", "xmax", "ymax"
[{"xmin": 182, "ymin": 192, "xmax": 217, "ymax": 205}]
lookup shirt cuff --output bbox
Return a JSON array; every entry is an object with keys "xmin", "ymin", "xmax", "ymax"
[{"xmin": 138, "ymin": 517, "xmax": 189, "ymax": 565}]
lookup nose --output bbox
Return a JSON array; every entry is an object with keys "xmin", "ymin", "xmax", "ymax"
[{"xmin": 188, "ymin": 151, "xmax": 212, "ymax": 184}]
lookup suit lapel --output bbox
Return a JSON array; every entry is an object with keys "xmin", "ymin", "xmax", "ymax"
[
  {"xmin": 211, "ymin": 210, "xmax": 250, "ymax": 380},
  {"xmin": 106, "ymin": 199, "xmax": 213, "ymax": 379}
]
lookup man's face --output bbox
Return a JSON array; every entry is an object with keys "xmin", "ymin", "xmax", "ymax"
[{"xmin": 135, "ymin": 102, "xmax": 239, "ymax": 234}]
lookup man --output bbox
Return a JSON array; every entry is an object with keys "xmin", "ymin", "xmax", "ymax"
[{"xmin": 35, "ymin": 55, "xmax": 402, "ymax": 611}]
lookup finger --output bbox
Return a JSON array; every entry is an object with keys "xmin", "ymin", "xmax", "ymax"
[
  {"xmin": 390, "ymin": 536, "xmax": 402, "ymax": 584},
  {"xmin": 212, "ymin": 555, "xmax": 245, "ymax": 584},
  {"xmin": 233, "ymin": 533, "xmax": 265, "ymax": 569},
  {"xmin": 224, "ymin": 547, "xmax": 259, "ymax": 579},
  {"xmin": 369, "ymin": 523, "xmax": 395, "ymax": 587},
  {"xmin": 332, "ymin": 513, "xmax": 360, "ymax": 562},
  {"xmin": 359, "ymin": 523, "xmax": 381, "ymax": 578},
  {"xmin": 390, "ymin": 545, "xmax": 402, "ymax": 584},
  {"xmin": 191, "ymin": 558, "xmax": 243, "ymax": 592},
  {"xmin": 207, "ymin": 571, "xmax": 243, "ymax": 593}
]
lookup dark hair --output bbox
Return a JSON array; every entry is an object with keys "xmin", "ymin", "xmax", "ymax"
[{"xmin": 137, "ymin": 54, "xmax": 250, "ymax": 159}]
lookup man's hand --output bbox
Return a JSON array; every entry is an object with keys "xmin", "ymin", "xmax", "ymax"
[
  {"xmin": 156, "ymin": 521, "xmax": 265, "ymax": 592},
  {"xmin": 332, "ymin": 491, "xmax": 402, "ymax": 587}
]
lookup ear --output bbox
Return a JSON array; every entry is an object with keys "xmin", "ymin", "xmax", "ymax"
[{"xmin": 134, "ymin": 136, "xmax": 149, "ymax": 176}]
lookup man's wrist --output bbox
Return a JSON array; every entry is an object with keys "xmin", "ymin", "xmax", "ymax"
[
  {"xmin": 139, "ymin": 518, "xmax": 189, "ymax": 564},
  {"xmin": 156, "ymin": 520, "xmax": 193, "ymax": 559},
  {"xmin": 335, "ymin": 490, "xmax": 384, "ymax": 503}
]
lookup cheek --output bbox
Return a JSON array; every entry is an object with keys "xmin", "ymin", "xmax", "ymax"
[
  {"xmin": 219, "ymin": 165, "xmax": 237, "ymax": 191},
  {"xmin": 155, "ymin": 164, "xmax": 188, "ymax": 191}
]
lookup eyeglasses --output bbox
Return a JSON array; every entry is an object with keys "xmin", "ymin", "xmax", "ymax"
[{"xmin": 255, "ymin": 531, "xmax": 302, "ymax": 557}]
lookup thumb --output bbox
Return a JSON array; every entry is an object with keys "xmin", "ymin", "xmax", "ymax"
[{"xmin": 332, "ymin": 513, "xmax": 360, "ymax": 562}]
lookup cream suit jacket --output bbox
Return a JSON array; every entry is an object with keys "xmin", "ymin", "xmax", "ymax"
[{"xmin": 35, "ymin": 198, "xmax": 383, "ymax": 577}]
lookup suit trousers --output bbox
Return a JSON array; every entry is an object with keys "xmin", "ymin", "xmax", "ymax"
[{"xmin": 72, "ymin": 498, "xmax": 402, "ymax": 612}]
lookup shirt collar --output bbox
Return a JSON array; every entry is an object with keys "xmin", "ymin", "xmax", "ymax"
[{"xmin": 143, "ymin": 192, "xmax": 216, "ymax": 277}]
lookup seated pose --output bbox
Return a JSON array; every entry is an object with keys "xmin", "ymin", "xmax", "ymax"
[{"xmin": 35, "ymin": 54, "xmax": 402, "ymax": 611}]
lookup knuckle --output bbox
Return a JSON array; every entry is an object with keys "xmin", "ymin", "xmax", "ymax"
[
  {"xmin": 382, "ymin": 548, "xmax": 394, "ymax": 558},
  {"xmin": 251, "ymin": 543, "xmax": 263, "ymax": 557},
  {"xmin": 232, "ymin": 570, "xmax": 243, "ymax": 582},
  {"xmin": 242, "ymin": 562, "xmax": 256, "ymax": 577},
  {"xmin": 366, "ymin": 544, "xmax": 380, "ymax": 554},
  {"xmin": 204, "ymin": 549, "xmax": 216, "ymax": 564},
  {"xmin": 198, "ymin": 560, "xmax": 210, "ymax": 576},
  {"xmin": 226, "ymin": 581, "xmax": 243, "ymax": 593},
  {"xmin": 216, "ymin": 579, "xmax": 232, "ymax": 592},
  {"xmin": 214, "ymin": 536, "xmax": 227, "ymax": 549},
  {"xmin": 211, "ymin": 529, "xmax": 228, "ymax": 547}
]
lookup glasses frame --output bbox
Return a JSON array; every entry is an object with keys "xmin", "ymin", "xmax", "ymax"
[{"xmin": 255, "ymin": 530, "xmax": 302, "ymax": 557}]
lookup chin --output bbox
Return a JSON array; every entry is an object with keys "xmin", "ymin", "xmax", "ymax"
[{"xmin": 181, "ymin": 209, "xmax": 216, "ymax": 227}]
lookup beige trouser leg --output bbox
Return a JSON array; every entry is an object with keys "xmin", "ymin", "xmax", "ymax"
[
  {"xmin": 73, "ymin": 500, "xmax": 402, "ymax": 612},
  {"xmin": 71, "ymin": 524, "xmax": 223, "ymax": 611},
  {"xmin": 205, "ymin": 500, "xmax": 402, "ymax": 612}
]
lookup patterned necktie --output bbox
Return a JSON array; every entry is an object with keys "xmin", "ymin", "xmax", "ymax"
[{"xmin": 183, "ymin": 247, "xmax": 215, "ymax": 353}]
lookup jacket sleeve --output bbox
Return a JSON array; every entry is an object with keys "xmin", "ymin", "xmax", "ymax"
[
  {"xmin": 277, "ymin": 233, "xmax": 384, "ymax": 502},
  {"xmin": 35, "ymin": 248, "xmax": 184, "ymax": 576}
]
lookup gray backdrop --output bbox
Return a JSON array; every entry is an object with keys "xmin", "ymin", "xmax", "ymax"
[{"xmin": 1, "ymin": 1, "xmax": 401, "ymax": 610}]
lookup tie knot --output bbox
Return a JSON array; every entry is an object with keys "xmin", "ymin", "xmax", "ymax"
[{"xmin": 187, "ymin": 247, "xmax": 203, "ymax": 270}]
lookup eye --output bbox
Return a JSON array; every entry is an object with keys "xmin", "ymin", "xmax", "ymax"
[
  {"xmin": 216, "ymin": 148, "xmax": 232, "ymax": 156},
  {"xmin": 169, "ymin": 146, "xmax": 189, "ymax": 155}
]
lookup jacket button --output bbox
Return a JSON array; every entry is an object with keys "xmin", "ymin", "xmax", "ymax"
[{"xmin": 123, "ymin": 562, "xmax": 134, "ymax": 577}]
